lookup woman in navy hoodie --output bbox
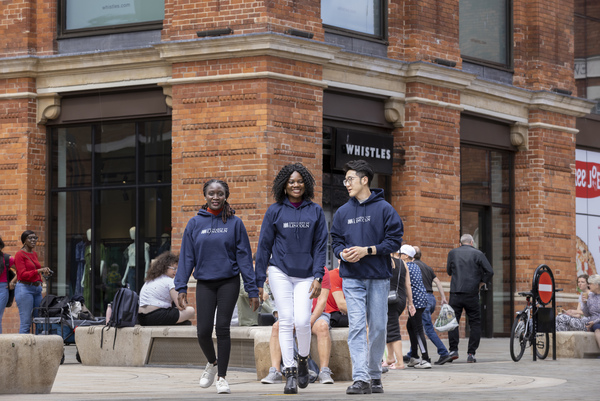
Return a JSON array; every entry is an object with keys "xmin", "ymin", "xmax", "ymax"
[
  {"xmin": 255, "ymin": 163, "xmax": 328, "ymax": 394},
  {"xmin": 175, "ymin": 179, "xmax": 259, "ymax": 395}
]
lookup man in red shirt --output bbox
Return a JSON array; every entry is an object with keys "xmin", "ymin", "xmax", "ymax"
[{"xmin": 326, "ymin": 263, "xmax": 348, "ymax": 327}]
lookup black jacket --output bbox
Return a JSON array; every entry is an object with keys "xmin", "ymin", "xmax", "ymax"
[{"xmin": 446, "ymin": 245, "xmax": 494, "ymax": 294}]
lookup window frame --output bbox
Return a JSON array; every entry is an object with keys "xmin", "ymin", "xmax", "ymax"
[
  {"xmin": 459, "ymin": 0, "xmax": 514, "ymax": 71},
  {"xmin": 322, "ymin": 0, "xmax": 388, "ymax": 44},
  {"xmin": 58, "ymin": 0, "xmax": 164, "ymax": 39}
]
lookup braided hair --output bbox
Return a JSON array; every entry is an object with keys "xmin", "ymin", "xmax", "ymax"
[
  {"xmin": 202, "ymin": 179, "xmax": 236, "ymax": 223},
  {"xmin": 271, "ymin": 163, "xmax": 316, "ymax": 203}
]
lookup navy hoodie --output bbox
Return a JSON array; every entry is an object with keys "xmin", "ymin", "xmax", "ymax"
[
  {"xmin": 255, "ymin": 198, "xmax": 328, "ymax": 288},
  {"xmin": 175, "ymin": 209, "xmax": 258, "ymax": 298},
  {"xmin": 330, "ymin": 188, "xmax": 403, "ymax": 279}
]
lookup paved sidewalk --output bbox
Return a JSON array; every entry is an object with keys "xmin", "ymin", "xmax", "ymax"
[{"xmin": 9, "ymin": 338, "xmax": 600, "ymax": 400}]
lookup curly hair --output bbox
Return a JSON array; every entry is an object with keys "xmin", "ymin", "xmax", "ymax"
[
  {"xmin": 271, "ymin": 163, "xmax": 316, "ymax": 203},
  {"xmin": 145, "ymin": 251, "xmax": 179, "ymax": 282},
  {"xmin": 201, "ymin": 179, "xmax": 236, "ymax": 223}
]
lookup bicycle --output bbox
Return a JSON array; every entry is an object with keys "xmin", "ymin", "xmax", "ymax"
[{"xmin": 509, "ymin": 291, "xmax": 550, "ymax": 362}]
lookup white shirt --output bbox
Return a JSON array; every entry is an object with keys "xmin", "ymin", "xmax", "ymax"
[{"xmin": 139, "ymin": 275, "xmax": 175, "ymax": 308}]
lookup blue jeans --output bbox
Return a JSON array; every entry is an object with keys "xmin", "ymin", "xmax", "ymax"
[
  {"xmin": 343, "ymin": 278, "xmax": 389, "ymax": 382},
  {"xmin": 15, "ymin": 282, "xmax": 42, "ymax": 334},
  {"xmin": 0, "ymin": 283, "xmax": 8, "ymax": 334}
]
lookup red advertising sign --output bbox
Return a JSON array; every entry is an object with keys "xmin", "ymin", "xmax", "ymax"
[
  {"xmin": 576, "ymin": 160, "xmax": 600, "ymax": 198},
  {"xmin": 537, "ymin": 271, "xmax": 553, "ymax": 305}
]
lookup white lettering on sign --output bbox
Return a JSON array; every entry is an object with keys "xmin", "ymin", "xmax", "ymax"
[
  {"xmin": 345, "ymin": 144, "xmax": 391, "ymax": 160},
  {"xmin": 576, "ymin": 160, "xmax": 600, "ymax": 199},
  {"xmin": 538, "ymin": 283, "xmax": 552, "ymax": 293}
]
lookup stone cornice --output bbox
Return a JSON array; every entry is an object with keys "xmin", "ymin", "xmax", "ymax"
[
  {"xmin": 405, "ymin": 61, "xmax": 477, "ymax": 90},
  {"xmin": 153, "ymin": 33, "xmax": 337, "ymax": 65}
]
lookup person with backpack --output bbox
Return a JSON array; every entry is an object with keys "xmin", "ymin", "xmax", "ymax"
[
  {"xmin": 175, "ymin": 179, "xmax": 259, "ymax": 395},
  {"xmin": 0, "ymin": 236, "xmax": 17, "ymax": 333},
  {"xmin": 15, "ymin": 230, "xmax": 52, "ymax": 333},
  {"xmin": 255, "ymin": 163, "xmax": 328, "ymax": 394}
]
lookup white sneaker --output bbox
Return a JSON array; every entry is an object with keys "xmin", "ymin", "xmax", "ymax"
[
  {"xmin": 407, "ymin": 357, "xmax": 421, "ymax": 367},
  {"xmin": 415, "ymin": 359, "xmax": 432, "ymax": 369},
  {"xmin": 216, "ymin": 377, "xmax": 230, "ymax": 394},
  {"xmin": 318, "ymin": 367, "xmax": 334, "ymax": 384},
  {"xmin": 261, "ymin": 367, "xmax": 283, "ymax": 384},
  {"xmin": 199, "ymin": 362, "xmax": 218, "ymax": 388}
]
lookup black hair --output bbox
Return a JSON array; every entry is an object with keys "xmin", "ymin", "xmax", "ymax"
[
  {"xmin": 21, "ymin": 230, "xmax": 35, "ymax": 244},
  {"xmin": 344, "ymin": 160, "xmax": 374, "ymax": 187},
  {"xmin": 145, "ymin": 251, "xmax": 179, "ymax": 282},
  {"xmin": 0, "ymin": 236, "xmax": 4, "ymax": 250},
  {"xmin": 271, "ymin": 163, "xmax": 316, "ymax": 203},
  {"xmin": 202, "ymin": 179, "xmax": 236, "ymax": 223},
  {"xmin": 414, "ymin": 248, "xmax": 422, "ymax": 260}
]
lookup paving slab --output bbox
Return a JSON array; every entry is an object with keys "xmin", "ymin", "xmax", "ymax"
[{"xmin": 6, "ymin": 338, "xmax": 599, "ymax": 401}]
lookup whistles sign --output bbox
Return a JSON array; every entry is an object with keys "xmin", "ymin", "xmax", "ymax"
[
  {"xmin": 576, "ymin": 160, "xmax": 600, "ymax": 199},
  {"xmin": 334, "ymin": 129, "xmax": 394, "ymax": 175}
]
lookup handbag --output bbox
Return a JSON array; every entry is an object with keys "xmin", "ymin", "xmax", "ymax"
[
  {"xmin": 3, "ymin": 254, "xmax": 15, "ymax": 307},
  {"xmin": 387, "ymin": 261, "xmax": 402, "ymax": 305},
  {"xmin": 434, "ymin": 304, "xmax": 459, "ymax": 332}
]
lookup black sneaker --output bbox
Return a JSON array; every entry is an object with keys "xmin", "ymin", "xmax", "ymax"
[
  {"xmin": 467, "ymin": 353, "xmax": 477, "ymax": 363},
  {"xmin": 371, "ymin": 379, "xmax": 384, "ymax": 393},
  {"xmin": 434, "ymin": 354, "xmax": 454, "ymax": 365},
  {"xmin": 346, "ymin": 380, "xmax": 372, "ymax": 395},
  {"xmin": 402, "ymin": 354, "xmax": 410, "ymax": 363},
  {"xmin": 448, "ymin": 350, "xmax": 459, "ymax": 361}
]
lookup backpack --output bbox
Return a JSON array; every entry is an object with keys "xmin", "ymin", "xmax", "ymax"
[
  {"xmin": 101, "ymin": 285, "xmax": 139, "ymax": 349},
  {"xmin": 39, "ymin": 295, "xmax": 72, "ymax": 320}
]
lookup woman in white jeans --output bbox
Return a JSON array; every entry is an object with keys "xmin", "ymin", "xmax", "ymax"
[{"xmin": 255, "ymin": 163, "xmax": 328, "ymax": 394}]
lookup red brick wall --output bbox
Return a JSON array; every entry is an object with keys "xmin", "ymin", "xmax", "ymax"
[
  {"xmin": 392, "ymin": 82, "xmax": 461, "ymax": 281},
  {"xmin": 0, "ymin": 77, "xmax": 47, "ymax": 333},
  {"xmin": 388, "ymin": 0, "xmax": 462, "ymax": 65},
  {"xmin": 169, "ymin": 55, "xmax": 323, "ymax": 253},
  {"xmin": 162, "ymin": 0, "xmax": 324, "ymax": 42},
  {"xmin": 514, "ymin": 110, "xmax": 578, "ymax": 295},
  {"xmin": 513, "ymin": 0, "xmax": 575, "ymax": 92}
]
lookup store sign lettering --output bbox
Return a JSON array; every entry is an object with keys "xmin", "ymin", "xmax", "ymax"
[
  {"xmin": 344, "ymin": 144, "xmax": 392, "ymax": 160},
  {"xmin": 576, "ymin": 160, "xmax": 600, "ymax": 198}
]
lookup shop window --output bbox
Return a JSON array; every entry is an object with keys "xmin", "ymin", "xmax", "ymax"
[
  {"xmin": 459, "ymin": 0, "xmax": 512, "ymax": 68},
  {"xmin": 59, "ymin": 0, "xmax": 164, "ymax": 38},
  {"xmin": 461, "ymin": 145, "xmax": 514, "ymax": 337},
  {"xmin": 49, "ymin": 119, "xmax": 172, "ymax": 316},
  {"xmin": 321, "ymin": 0, "xmax": 386, "ymax": 40},
  {"xmin": 575, "ymin": 1, "xmax": 600, "ymax": 114}
]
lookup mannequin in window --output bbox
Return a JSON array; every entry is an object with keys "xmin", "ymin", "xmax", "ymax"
[
  {"xmin": 122, "ymin": 226, "xmax": 150, "ymax": 288},
  {"xmin": 74, "ymin": 232, "xmax": 88, "ymax": 296},
  {"xmin": 82, "ymin": 229, "xmax": 106, "ymax": 308},
  {"xmin": 157, "ymin": 233, "xmax": 171, "ymax": 256}
]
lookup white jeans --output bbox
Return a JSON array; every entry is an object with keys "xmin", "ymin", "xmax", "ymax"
[{"xmin": 268, "ymin": 265, "xmax": 313, "ymax": 368}]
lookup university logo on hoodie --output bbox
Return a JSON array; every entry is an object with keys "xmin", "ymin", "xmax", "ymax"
[
  {"xmin": 347, "ymin": 216, "xmax": 371, "ymax": 225},
  {"xmin": 283, "ymin": 222, "xmax": 311, "ymax": 229},
  {"xmin": 201, "ymin": 228, "xmax": 228, "ymax": 234}
]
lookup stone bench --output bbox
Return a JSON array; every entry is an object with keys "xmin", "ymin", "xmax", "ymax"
[
  {"xmin": 75, "ymin": 325, "xmax": 352, "ymax": 380},
  {"xmin": 0, "ymin": 334, "xmax": 64, "ymax": 394},
  {"xmin": 548, "ymin": 331, "xmax": 600, "ymax": 359}
]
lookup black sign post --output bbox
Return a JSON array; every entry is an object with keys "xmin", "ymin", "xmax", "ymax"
[{"xmin": 531, "ymin": 264, "xmax": 560, "ymax": 361}]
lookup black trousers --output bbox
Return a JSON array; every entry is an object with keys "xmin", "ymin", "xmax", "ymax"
[
  {"xmin": 448, "ymin": 292, "xmax": 481, "ymax": 355},
  {"xmin": 406, "ymin": 307, "xmax": 429, "ymax": 361},
  {"xmin": 195, "ymin": 274, "xmax": 240, "ymax": 377}
]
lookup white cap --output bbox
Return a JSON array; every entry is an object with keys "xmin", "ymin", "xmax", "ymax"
[{"xmin": 400, "ymin": 244, "xmax": 416, "ymax": 258}]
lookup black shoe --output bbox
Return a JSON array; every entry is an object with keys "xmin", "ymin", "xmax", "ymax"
[
  {"xmin": 371, "ymin": 379, "xmax": 384, "ymax": 393},
  {"xmin": 346, "ymin": 380, "xmax": 372, "ymax": 395},
  {"xmin": 402, "ymin": 354, "xmax": 410, "ymax": 363},
  {"xmin": 448, "ymin": 350, "xmax": 459, "ymax": 361},
  {"xmin": 434, "ymin": 354, "xmax": 454, "ymax": 365},
  {"xmin": 297, "ymin": 355, "xmax": 309, "ymax": 389},
  {"xmin": 283, "ymin": 367, "xmax": 298, "ymax": 394},
  {"xmin": 381, "ymin": 365, "xmax": 389, "ymax": 374},
  {"xmin": 467, "ymin": 353, "xmax": 477, "ymax": 363}
]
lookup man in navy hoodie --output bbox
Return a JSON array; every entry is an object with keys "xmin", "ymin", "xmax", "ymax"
[{"xmin": 330, "ymin": 160, "xmax": 404, "ymax": 395}]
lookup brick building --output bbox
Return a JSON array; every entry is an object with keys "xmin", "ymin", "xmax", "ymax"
[{"xmin": 0, "ymin": 1, "xmax": 597, "ymax": 337}]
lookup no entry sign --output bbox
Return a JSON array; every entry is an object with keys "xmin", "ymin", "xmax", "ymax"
[{"xmin": 537, "ymin": 271, "xmax": 553, "ymax": 305}]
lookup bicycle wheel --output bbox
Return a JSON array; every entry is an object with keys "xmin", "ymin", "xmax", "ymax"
[
  {"xmin": 534, "ymin": 331, "xmax": 550, "ymax": 359},
  {"xmin": 510, "ymin": 314, "xmax": 527, "ymax": 362}
]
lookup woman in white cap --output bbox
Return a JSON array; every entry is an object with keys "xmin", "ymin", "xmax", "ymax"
[{"xmin": 400, "ymin": 244, "xmax": 431, "ymax": 369}]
